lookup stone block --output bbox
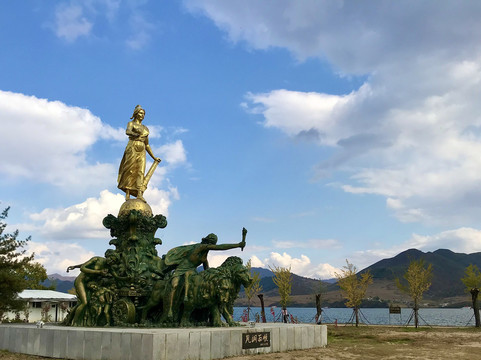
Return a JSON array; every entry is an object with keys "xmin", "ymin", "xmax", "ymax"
[
  {"xmin": 307, "ymin": 325, "xmax": 314, "ymax": 348},
  {"xmin": 228, "ymin": 329, "xmax": 242, "ymax": 356},
  {"xmin": 294, "ymin": 326, "xmax": 302, "ymax": 349},
  {"xmin": 286, "ymin": 326, "xmax": 295, "ymax": 350},
  {"xmin": 270, "ymin": 327, "xmax": 279, "ymax": 353},
  {"xmin": 0, "ymin": 322, "xmax": 327, "ymax": 360},
  {"xmin": 279, "ymin": 326, "xmax": 288, "ymax": 352},
  {"xmin": 313, "ymin": 325, "xmax": 321, "ymax": 347},
  {"xmin": 188, "ymin": 330, "xmax": 201, "ymax": 359},
  {"xmin": 100, "ymin": 331, "xmax": 112, "ymax": 360},
  {"xmin": 68, "ymin": 329, "xmax": 86, "ymax": 360},
  {"xmin": 85, "ymin": 330, "xmax": 103, "ymax": 360},
  {"xmin": 19, "ymin": 328, "xmax": 28, "ymax": 354},
  {"xmin": 152, "ymin": 332, "xmax": 166, "ymax": 360},
  {"xmin": 210, "ymin": 329, "xmax": 222, "ymax": 359},
  {"xmin": 140, "ymin": 333, "xmax": 153, "ymax": 360},
  {"xmin": 199, "ymin": 329, "xmax": 211, "ymax": 360},
  {"xmin": 14, "ymin": 328, "xmax": 23, "ymax": 353},
  {"xmin": 165, "ymin": 332, "xmax": 179, "ymax": 360},
  {"xmin": 320, "ymin": 325, "xmax": 327, "ymax": 346},
  {"xmin": 130, "ymin": 333, "xmax": 142, "ymax": 360},
  {"xmin": 301, "ymin": 326, "xmax": 309, "ymax": 349},
  {"xmin": 38, "ymin": 329, "xmax": 47, "ymax": 357},
  {"xmin": 109, "ymin": 332, "xmax": 122, "ymax": 360},
  {"xmin": 120, "ymin": 332, "xmax": 132, "ymax": 360},
  {"xmin": 53, "ymin": 328, "xmax": 68, "ymax": 359},
  {"xmin": 25, "ymin": 328, "xmax": 35, "ymax": 354},
  {"xmin": 176, "ymin": 331, "xmax": 189, "ymax": 360}
]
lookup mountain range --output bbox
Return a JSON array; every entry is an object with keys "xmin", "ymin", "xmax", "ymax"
[
  {"xmin": 236, "ymin": 248, "xmax": 481, "ymax": 308},
  {"xmin": 46, "ymin": 248, "xmax": 481, "ymax": 308}
]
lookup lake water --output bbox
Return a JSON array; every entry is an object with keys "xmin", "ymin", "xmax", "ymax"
[{"xmin": 233, "ymin": 307, "xmax": 478, "ymax": 327}]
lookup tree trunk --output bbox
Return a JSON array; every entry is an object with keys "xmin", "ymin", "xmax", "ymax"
[
  {"xmin": 414, "ymin": 300, "xmax": 419, "ymax": 329},
  {"xmin": 282, "ymin": 306, "xmax": 288, "ymax": 323},
  {"xmin": 354, "ymin": 307, "xmax": 359, "ymax": 327},
  {"xmin": 257, "ymin": 294, "xmax": 266, "ymax": 323},
  {"xmin": 470, "ymin": 288, "xmax": 480, "ymax": 327},
  {"xmin": 315, "ymin": 294, "xmax": 322, "ymax": 324}
]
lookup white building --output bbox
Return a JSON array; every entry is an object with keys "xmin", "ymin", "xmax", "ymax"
[{"xmin": 5, "ymin": 290, "xmax": 77, "ymax": 323}]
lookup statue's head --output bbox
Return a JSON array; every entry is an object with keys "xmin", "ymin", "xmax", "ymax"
[
  {"xmin": 201, "ymin": 233, "xmax": 218, "ymax": 245},
  {"xmin": 130, "ymin": 105, "xmax": 145, "ymax": 120}
]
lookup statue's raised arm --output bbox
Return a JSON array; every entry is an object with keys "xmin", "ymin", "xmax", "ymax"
[{"xmin": 206, "ymin": 227, "xmax": 247, "ymax": 251}]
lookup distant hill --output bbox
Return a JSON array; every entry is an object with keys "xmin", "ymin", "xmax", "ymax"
[
  {"xmin": 251, "ymin": 267, "xmax": 274, "ymax": 278},
  {"xmin": 44, "ymin": 274, "xmax": 76, "ymax": 293},
  {"xmin": 48, "ymin": 273, "xmax": 77, "ymax": 282},
  {"xmin": 46, "ymin": 248, "xmax": 480, "ymax": 307},
  {"xmin": 360, "ymin": 248, "xmax": 481, "ymax": 300},
  {"xmin": 239, "ymin": 249, "xmax": 481, "ymax": 307}
]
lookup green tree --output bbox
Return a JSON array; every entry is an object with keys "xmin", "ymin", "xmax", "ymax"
[
  {"xmin": 335, "ymin": 260, "xmax": 373, "ymax": 327},
  {"xmin": 0, "ymin": 207, "xmax": 48, "ymax": 319},
  {"xmin": 244, "ymin": 259, "xmax": 262, "ymax": 321},
  {"xmin": 21, "ymin": 261, "xmax": 55, "ymax": 290},
  {"xmin": 461, "ymin": 264, "xmax": 481, "ymax": 327},
  {"xmin": 269, "ymin": 265, "xmax": 292, "ymax": 323},
  {"xmin": 396, "ymin": 258, "xmax": 433, "ymax": 328}
]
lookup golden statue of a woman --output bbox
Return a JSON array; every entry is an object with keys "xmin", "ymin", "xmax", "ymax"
[{"xmin": 118, "ymin": 105, "xmax": 161, "ymax": 202}]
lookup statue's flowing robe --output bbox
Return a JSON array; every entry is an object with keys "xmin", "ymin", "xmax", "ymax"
[{"xmin": 118, "ymin": 124, "xmax": 149, "ymax": 197}]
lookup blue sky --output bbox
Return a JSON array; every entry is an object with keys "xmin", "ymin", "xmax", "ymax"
[{"xmin": 2, "ymin": 1, "xmax": 481, "ymax": 278}]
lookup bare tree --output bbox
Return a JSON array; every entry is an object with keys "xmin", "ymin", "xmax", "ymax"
[
  {"xmin": 335, "ymin": 260, "xmax": 373, "ymax": 327},
  {"xmin": 244, "ymin": 259, "xmax": 262, "ymax": 321},
  {"xmin": 461, "ymin": 264, "xmax": 481, "ymax": 327},
  {"xmin": 396, "ymin": 259, "xmax": 432, "ymax": 328},
  {"xmin": 269, "ymin": 265, "xmax": 292, "ymax": 323},
  {"xmin": 315, "ymin": 279, "xmax": 326, "ymax": 324}
]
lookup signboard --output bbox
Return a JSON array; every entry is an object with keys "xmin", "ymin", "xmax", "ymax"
[
  {"xmin": 242, "ymin": 332, "xmax": 271, "ymax": 349},
  {"xmin": 389, "ymin": 306, "xmax": 401, "ymax": 314}
]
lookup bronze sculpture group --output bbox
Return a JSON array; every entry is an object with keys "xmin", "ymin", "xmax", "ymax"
[{"xmin": 64, "ymin": 105, "xmax": 252, "ymax": 327}]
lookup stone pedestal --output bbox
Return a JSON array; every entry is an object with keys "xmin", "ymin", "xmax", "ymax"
[{"xmin": 0, "ymin": 323, "xmax": 327, "ymax": 360}]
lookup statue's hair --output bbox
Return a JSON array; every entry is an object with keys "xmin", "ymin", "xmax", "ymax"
[
  {"xmin": 130, "ymin": 105, "xmax": 145, "ymax": 119},
  {"xmin": 197, "ymin": 256, "xmax": 243, "ymax": 285},
  {"xmin": 219, "ymin": 256, "xmax": 243, "ymax": 268}
]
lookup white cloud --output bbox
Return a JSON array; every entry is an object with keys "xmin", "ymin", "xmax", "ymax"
[
  {"xmin": 27, "ymin": 241, "xmax": 96, "ymax": 276},
  {"xmin": 186, "ymin": 1, "xmax": 481, "ymax": 226},
  {"xmin": 51, "ymin": 0, "xmax": 154, "ymax": 48},
  {"xmin": 54, "ymin": 3, "xmax": 93, "ymax": 42},
  {"xmin": 126, "ymin": 13, "xmax": 156, "ymax": 49},
  {"xmin": 185, "ymin": 1, "xmax": 481, "ymax": 73},
  {"xmin": 25, "ymin": 187, "xmax": 178, "ymax": 241},
  {"xmin": 406, "ymin": 228, "xmax": 481, "ymax": 254},
  {"xmin": 0, "ymin": 90, "xmax": 122, "ymax": 192},
  {"xmin": 249, "ymin": 255, "xmax": 264, "ymax": 268},
  {"xmin": 156, "ymin": 140, "xmax": 188, "ymax": 166},
  {"xmin": 266, "ymin": 252, "xmax": 340, "ymax": 279},
  {"xmin": 207, "ymin": 254, "xmax": 230, "ymax": 268},
  {"xmin": 144, "ymin": 186, "xmax": 179, "ymax": 216},
  {"xmin": 246, "ymin": 87, "xmax": 371, "ymax": 147},
  {"xmin": 28, "ymin": 190, "xmax": 124, "ymax": 240}
]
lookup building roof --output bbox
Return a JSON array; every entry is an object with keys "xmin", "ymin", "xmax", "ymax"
[{"xmin": 18, "ymin": 290, "xmax": 77, "ymax": 302}]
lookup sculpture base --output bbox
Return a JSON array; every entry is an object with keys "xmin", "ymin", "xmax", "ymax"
[
  {"xmin": 0, "ymin": 323, "xmax": 327, "ymax": 360},
  {"xmin": 118, "ymin": 199, "xmax": 153, "ymax": 217}
]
